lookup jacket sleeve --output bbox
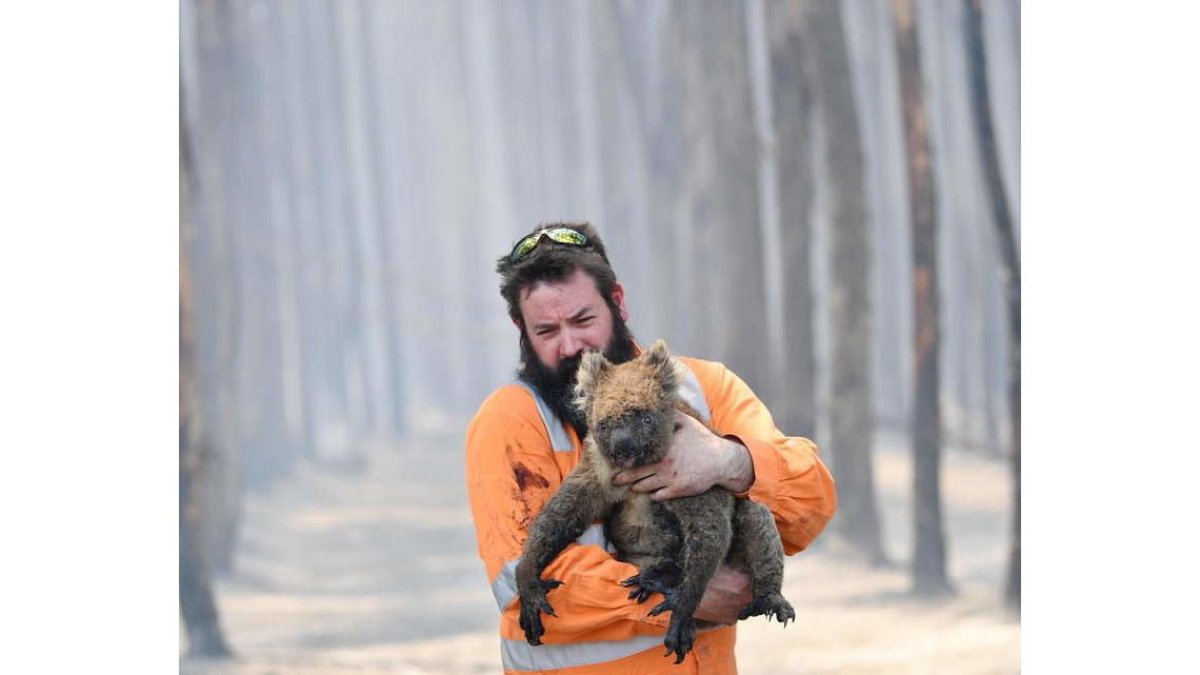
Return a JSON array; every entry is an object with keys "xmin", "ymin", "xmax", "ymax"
[
  {"xmin": 465, "ymin": 386, "xmax": 669, "ymax": 643},
  {"xmin": 689, "ymin": 359, "xmax": 838, "ymax": 555}
]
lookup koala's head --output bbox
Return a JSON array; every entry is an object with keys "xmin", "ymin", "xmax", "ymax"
[{"xmin": 574, "ymin": 340, "xmax": 685, "ymax": 469}]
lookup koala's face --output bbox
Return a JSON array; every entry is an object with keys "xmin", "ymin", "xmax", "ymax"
[
  {"xmin": 574, "ymin": 339, "xmax": 682, "ymax": 470},
  {"xmin": 591, "ymin": 404, "xmax": 675, "ymax": 469}
]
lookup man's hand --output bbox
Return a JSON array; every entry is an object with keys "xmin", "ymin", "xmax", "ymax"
[
  {"xmin": 693, "ymin": 565, "xmax": 753, "ymax": 625},
  {"xmin": 612, "ymin": 410, "xmax": 755, "ymax": 500}
]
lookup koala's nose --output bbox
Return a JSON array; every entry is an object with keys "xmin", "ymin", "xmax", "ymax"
[{"xmin": 611, "ymin": 429, "xmax": 638, "ymax": 461}]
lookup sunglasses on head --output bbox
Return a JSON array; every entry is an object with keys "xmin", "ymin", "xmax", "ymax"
[{"xmin": 509, "ymin": 227, "xmax": 590, "ymax": 262}]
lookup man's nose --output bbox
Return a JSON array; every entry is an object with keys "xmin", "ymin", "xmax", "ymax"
[{"xmin": 559, "ymin": 330, "xmax": 585, "ymax": 360}]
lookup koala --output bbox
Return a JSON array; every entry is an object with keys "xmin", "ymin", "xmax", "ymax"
[{"xmin": 514, "ymin": 339, "xmax": 794, "ymax": 663}]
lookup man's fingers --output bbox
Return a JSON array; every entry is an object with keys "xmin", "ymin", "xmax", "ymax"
[
  {"xmin": 618, "ymin": 471, "xmax": 659, "ymax": 488},
  {"xmin": 650, "ymin": 486, "xmax": 675, "ymax": 501},
  {"xmin": 613, "ymin": 468, "xmax": 659, "ymax": 486}
]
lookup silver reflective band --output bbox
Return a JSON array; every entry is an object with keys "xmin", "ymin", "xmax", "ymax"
[
  {"xmin": 501, "ymin": 634, "xmax": 665, "ymax": 671},
  {"xmin": 490, "ymin": 524, "xmax": 614, "ymax": 613},
  {"xmin": 513, "ymin": 380, "xmax": 575, "ymax": 452},
  {"xmin": 677, "ymin": 366, "xmax": 712, "ymax": 423},
  {"xmin": 492, "ymin": 559, "xmax": 520, "ymax": 611}
]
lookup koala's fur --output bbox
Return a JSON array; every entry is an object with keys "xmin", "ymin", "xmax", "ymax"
[{"xmin": 515, "ymin": 340, "xmax": 793, "ymax": 662}]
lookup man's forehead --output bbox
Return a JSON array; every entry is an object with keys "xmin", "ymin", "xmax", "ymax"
[{"xmin": 519, "ymin": 272, "xmax": 603, "ymax": 319}]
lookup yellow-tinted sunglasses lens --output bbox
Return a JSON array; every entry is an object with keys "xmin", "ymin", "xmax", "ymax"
[
  {"xmin": 509, "ymin": 228, "xmax": 589, "ymax": 262},
  {"xmin": 544, "ymin": 228, "xmax": 587, "ymax": 246},
  {"xmin": 512, "ymin": 235, "xmax": 541, "ymax": 260}
]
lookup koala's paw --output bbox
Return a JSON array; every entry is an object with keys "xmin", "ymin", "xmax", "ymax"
[
  {"xmin": 621, "ymin": 560, "xmax": 682, "ymax": 603},
  {"xmin": 663, "ymin": 613, "xmax": 697, "ymax": 664},
  {"xmin": 518, "ymin": 578, "xmax": 563, "ymax": 645},
  {"xmin": 737, "ymin": 592, "xmax": 795, "ymax": 626}
]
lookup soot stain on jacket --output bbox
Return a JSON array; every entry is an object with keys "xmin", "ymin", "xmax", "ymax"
[{"xmin": 513, "ymin": 461, "xmax": 550, "ymax": 491}]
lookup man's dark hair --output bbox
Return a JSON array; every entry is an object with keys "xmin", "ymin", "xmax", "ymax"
[{"xmin": 495, "ymin": 222, "xmax": 618, "ymax": 325}]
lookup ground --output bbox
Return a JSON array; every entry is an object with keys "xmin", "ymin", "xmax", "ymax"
[{"xmin": 181, "ymin": 427, "xmax": 1019, "ymax": 674}]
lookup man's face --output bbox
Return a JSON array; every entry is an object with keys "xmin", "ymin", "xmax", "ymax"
[
  {"xmin": 515, "ymin": 268, "xmax": 634, "ymax": 435},
  {"xmin": 517, "ymin": 268, "xmax": 629, "ymax": 372}
]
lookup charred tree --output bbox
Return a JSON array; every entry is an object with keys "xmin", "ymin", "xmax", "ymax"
[
  {"xmin": 892, "ymin": 0, "xmax": 954, "ymax": 596},
  {"xmin": 803, "ymin": 0, "xmax": 887, "ymax": 565},
  {"xmin": 965, "ymin": 0, "xmax": 1020, "ymax": 612},
  {"xmin": 183, "ymin": 0, "xmax": 246, "ymax": 575},
  {"xmin": 675, "ymin": 0, "xmax": 770, "ymax": 390},
  {"xmin": 764, "ymin": 0, "xmax": 818, "ymax": 440},
  {"xmin": 180, "ymin": 123, "xmax": 232, "ymax": 659}
]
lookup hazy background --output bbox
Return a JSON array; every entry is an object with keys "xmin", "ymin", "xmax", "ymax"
[{"xmin": 179, "ymin": 0, "xmax": 1021, "ymax": 672}]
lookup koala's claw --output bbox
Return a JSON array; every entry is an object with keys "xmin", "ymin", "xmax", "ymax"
[
  {"xmin": 737, "ymin": 593, "xmax": 795, "ymax": 625},
  {"xmin": 647, "ymin": 591, "xmax": 678, "ymax": 617},
  {"xmin": 623, "ymin": 560, "xmax": 682, "ymax": 604},
  {"xmin": 622, "ymin": 572, "xmax": 677, "ymax": 604},
  {"xmin": 663, "ymin": 614, "xmax": 697, "ymax": 663},
  {"xmin": 518, "ymin": 578, "xmax": 564, "ymax": 645}
]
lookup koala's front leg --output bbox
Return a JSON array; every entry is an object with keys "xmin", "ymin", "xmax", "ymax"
[
  {"xmin": 515, "ymin": 472, "xmax": 607, "ymax": 645},
  {"xmin": 652, "ymin": 495, "xmax": 733, "ymax": 663}
]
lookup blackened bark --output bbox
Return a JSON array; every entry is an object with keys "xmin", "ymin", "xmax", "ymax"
[
  {"xmin": 965, "ymin": 0, "xmax": 1020, "ymax": 612},
  {"xmin": 803, "ymin": 0, "xmax": 886, "ymax": 565},
  {"xmin": 185, "ymin": 0, "xmax": 243, "ymax": 574},
  {"xmin": 892, "ymin": 0, "xmax": 953, "ymax": 596},
  {"xmin": 180, "ymin": 120, "xmax": 232, "ymax": 658}
]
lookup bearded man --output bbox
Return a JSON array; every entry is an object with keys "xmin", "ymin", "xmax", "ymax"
[{"xmin": 465, "ymin": 222, "xmax": 837, "ymax": 674}]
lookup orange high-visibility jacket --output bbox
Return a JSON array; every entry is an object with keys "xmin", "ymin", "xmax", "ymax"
[{"xmin": 465, "ymin": 355, "xmax": 837, "ymax": 674}]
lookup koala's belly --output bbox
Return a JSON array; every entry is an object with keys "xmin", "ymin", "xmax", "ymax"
[{"xmin": 605, "ymin": 493, "xmax": 682, "ymax": 560}]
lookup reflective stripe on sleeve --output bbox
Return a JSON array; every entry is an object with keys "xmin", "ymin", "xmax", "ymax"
[
  {"xmin": 490, "ymin": 524, "xmax": 615, "ymax": 612},
  {"xmin": 492, "ymin": 559, "xmax": 520, "ymax": 611}
]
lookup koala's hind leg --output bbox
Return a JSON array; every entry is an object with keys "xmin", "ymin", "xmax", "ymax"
[
  {"xmin": 652, "ymin": 496, "xmax": 733, "ymax": 663},
  {"xmin": 729, "ymin": 499, "xmax": 795, "ymax": 625}
]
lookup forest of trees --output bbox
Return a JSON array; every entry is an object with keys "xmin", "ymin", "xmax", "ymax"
[{"xmin": 179, "ymin": 0, "xmax": 1020, "ymax": 656}]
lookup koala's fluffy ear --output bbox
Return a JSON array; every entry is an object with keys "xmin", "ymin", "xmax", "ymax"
[
  {"xmin": 644, "ymin": 339, "xmax": 683, "ymax": 394},
  {"xmin": 574, "ymin": 349, "xmax": 612, "ymax": 412}
]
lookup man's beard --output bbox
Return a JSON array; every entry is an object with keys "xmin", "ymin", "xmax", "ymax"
[{"xmin": 518, "ymin": 309, "xmax": 637, "ymax": 438}]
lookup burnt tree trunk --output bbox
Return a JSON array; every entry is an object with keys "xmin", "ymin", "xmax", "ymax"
[
  {"xmin": 892, "ymin": 0, "xmax": 953, "ymax": 596},
  {"xmin": 965, "ymin": 0, "xmax": 1020, "ymax": 612},
  {"xmin": 184, "ymin": 0, "xmax": 245, "ymax": 575},
  {"xmin": 765, "ymin": 0, "xmax": 818, "ymax": 440},
  {"xmin": 803, "ymin": 0, "xmax": 887, "ymax": 565},
  {"xmin": 675, "ymin": 0, "xmax": 769, "ymax": 390},
  {"xmin": 180, "ymin": 123, "xmax": 232, "ymax": 658}
]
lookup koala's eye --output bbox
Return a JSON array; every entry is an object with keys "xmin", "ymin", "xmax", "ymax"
[
  {"xmin": 640, "ymin": 412, "xmax": 654, "ymax": 426},
  {"xmin": 596, "ymin": 419, "xmax": 610, "ymax": 433}
]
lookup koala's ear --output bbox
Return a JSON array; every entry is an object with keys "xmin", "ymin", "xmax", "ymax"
[
  {"xmin": 644, "ymin": 339, "xmax": 681, "ymax": 393},
  {"xmin": 574, "ymin": 349, "xmax": 611, "ymax": 410}
]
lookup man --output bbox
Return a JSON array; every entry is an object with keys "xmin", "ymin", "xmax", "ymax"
[{"xmin": 466, "ymin": 222, "xmax": 836, "ymax": 673}]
